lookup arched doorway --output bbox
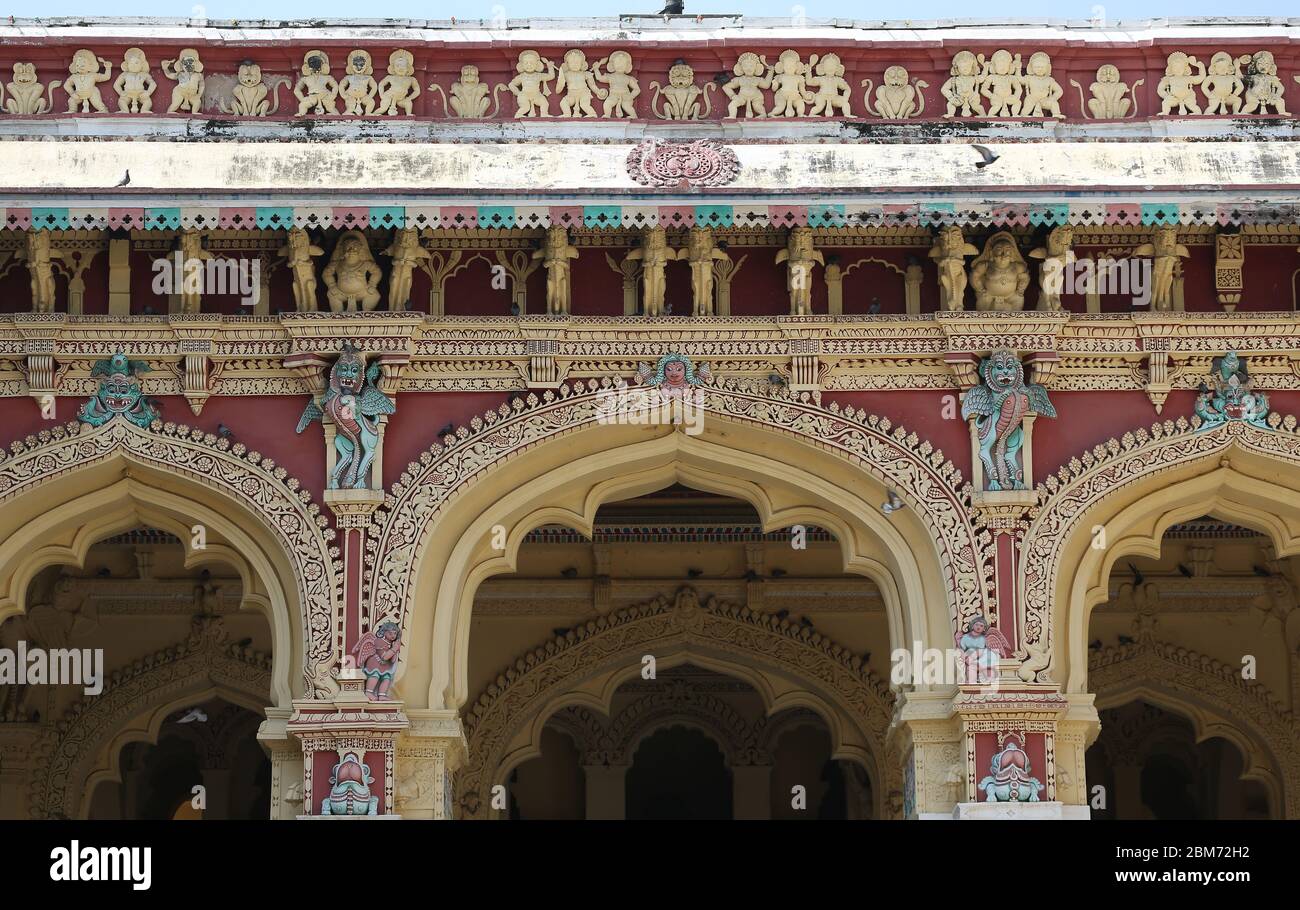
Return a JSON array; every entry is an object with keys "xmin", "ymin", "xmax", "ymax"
[
  {"xmin": 1086, "ymin": 701, "xmax": 1272, "ymax": 819},
  {"xmin": 1, "ymin": 525, "xmax": 275, "ymax": 819},
  {"xmin": 370, "ymin": 381, "xmax": 982, "ymax": 719},
  {"xmin": 459, "ymin": 484, "xmax": 892, "ymax": 819},
  {"xmin": 87, "ymin": 698, "xmax": 271, "ymax": 820},
  {"xmin": 626, "ymin": 725, "xmax": 733, "ymax": 820},
  {"xmin": 500, "ymin": 664, "xmax": 867, "ymax": 820}
]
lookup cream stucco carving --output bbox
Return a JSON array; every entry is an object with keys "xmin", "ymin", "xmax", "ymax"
[
  {"xmin": 649, "ymin": 61, "xmax": 715, "ymax": 120},
  {"xmin": 176, "ymin": 230, "xmax": 212, "ymax": 314},
  {"xmin": 595, "ymin": 51, "xmax": 640, "ymax": 118},
  {"xmin": 279, "ymin": 228, "xmax": 324, "ymax": 312},
  {"xmin": 1070, "ymin": 65, "xmax": 1142, "ymax": 119},
  {"xmin": 508, "ymin": 50, "xmax": 557, "ymax": 118},
  {"xmin": 1020, "ymin": 52, "xmax": 1064, "ymax": 118},
  {"xmin": 1029, "ymin": 226, "xmax": 1075, "ymax": 312},
  {"xmin": 970, "ymin": 231, "xmax": 1030, "ymax": 311},
  {"xmin": 430, "ymin": 65, "xmax": 505, "ymax": 118},
  {"xmin": 628, "ymin": 227, "xmax": 672, "ymax": 316},
  {"xmin": 161, "ymin": 48, "xmax": 204, "ymax": 115},
  {"xmin": 52, "ymin": 50, "xmax": 112, "ymax": 114},
  {"xmin": 1157, "ymin": 52, "xmax": 1206, "ymax": 115},
  {"xmin": 768, "ymin": 50, "xmax": 813, "ymax": 117},
  {"xmin": 113, "ymin": 48, "xmax": 156, "ymax": 114},
  {"xmin": 1133, "ymin": 226, "xmax": 1190, "ymax": 312},
  {"xmin": 555, "ymin": 49, "xmax": 603, "ymax": 118},
  {"xmin": 339, "ymin": 50, "xmax": 378, "ymax": 116},
  {"xmin": 861, "ymin": 66, "xmax": 927, "ymax": 119},
  {"xmin": 1201, "ymin": 52, "xmax": 1248, "ymax": 116},
  {"xmin": 19, "ymin": 232, "xmax": 62, "ymax": 313},
  {"xmin": 382, "ymin": 227, "xmax": 430, "ymax": 310},
  {"xmin": 776, "ymin": 227, "xmax": 823, "ymax": 315},
  {"xmin": 323, "ymin": 230, "xmax": 382, "ymax": 312},
  {"xmin": 533, "ymin": 225, "xmax": 578, "ymax": 315},
  {"xmin": 683, "ymin": 227, "xmax": 730, "ymax": 316},
  {"xmin": 929, "ymin": 226, "xmax": 979, "ymax": 311},
  {"xmin": 980, "ymin": 50, "xmax": 1023, "ymax": 117},
  {"xmin": 807, "ymin": 53, "xmax": 853, "ymax": 117},
  {"xmin": 1242, "ymin": 51, "xmax": 1288, "ymax": 115},
  {"xmin": 724, "ymin": 52, "xmax": 771, "ymax": 119},
  {"xmin": 213, "ymin": 62, "xmax": 289, "ymax": 116},
  {"xmin": 941, "ymin": 51, "xmax": 983, "ymax": 118},
  {"xmin": 377, "ymin": 50, "xmax": 420, "ymax": 116},
  {"xmin": 4, "ymin": 63, "xmax": 52, "ymax": 115},
  {"xmin": 295, "ymin": 51, "xmax": 340, "ymax": 116}
]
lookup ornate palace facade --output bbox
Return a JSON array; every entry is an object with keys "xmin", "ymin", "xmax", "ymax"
[{"xmin": 0, "ymin": 16, "xmax": 1299, "ymax": 820}]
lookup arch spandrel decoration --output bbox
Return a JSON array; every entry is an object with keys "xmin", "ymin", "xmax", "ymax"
[
  {"xmin": 457, "ymin": 586, "xmax": 898, "ymax": 819},
  {"xmin": 0, "ymin": 419, "xmax": 342, "ymax": 699},
  {"xmin": 1089, "ymin": 637, "xmax": 1300, "ymax": 817},
  {"xmin": 366, "ymin": 377, "xmax": 994, "ymax": 678},
  {"xmin": 27, "ymin": 616, "xmax": 272, "ymax": 819},
  {"xmin": 1019, "ymin": 413, "xmax": 1300, "ymax": 685}
]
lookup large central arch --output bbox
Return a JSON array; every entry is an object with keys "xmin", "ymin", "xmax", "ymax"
[{"xmin": 368, "ymin": 378, "xmax": 989, "ymax": 711}]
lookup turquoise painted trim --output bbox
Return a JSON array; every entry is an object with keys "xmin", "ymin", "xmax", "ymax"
[{"xmin": 583, "ymin": 205, "xmax": 622, "ymax": 228}]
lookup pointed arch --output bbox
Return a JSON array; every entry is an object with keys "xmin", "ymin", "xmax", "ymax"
[
  {"xmin": 368, "ymin": 378, "xmax": 990, "ymax": 711},
  {"xmin": 1018, "ymin": 414, "xmax": 1300, "ymax": 689},
  {"xmin": 0, "ymin": 419, "xmax": 342, "ymax": 701}
]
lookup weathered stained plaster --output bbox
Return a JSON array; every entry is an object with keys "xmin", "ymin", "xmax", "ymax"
[{"xmin": 2, "ymin": 139, "xmax": 1297, "ymax": 202}]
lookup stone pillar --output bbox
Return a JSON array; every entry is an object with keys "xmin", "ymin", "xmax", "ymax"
[
  {"xmin": 199, "ymin": 768, "xmax": 233, "ymax": 820},
  {"xmin": 286, "ymin": 670, "xmax": 408, "ymax": 818},
  {"xmin": 824, "ymin": 258, "xmax": 843, "ymax": 316},
  {"xmin": 108, "ymin": 237, "xmax": 132, "ymax": 316},
  {"xmin": 394, "ymin": 710, "xmax": 467, "ymax": 820},
  {"xmin": 732, "ymin": 764, "xmax": 772, "ymax": 819},
  {"xmin": 260, "ymin": 718, "xmax": 306, "ymax": 820},
  {"xmin": 893, "ymin": 686, "xmax": 1098, "ymax": 820},
  {"xmin": 583, "ymin": 764, "xmax": 628, "ymax": 820}
]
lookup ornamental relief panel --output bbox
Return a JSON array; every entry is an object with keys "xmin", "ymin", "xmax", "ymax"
[{"xmin": 2, "ymin": 43, "xmax": 1293, "ymax": 122}]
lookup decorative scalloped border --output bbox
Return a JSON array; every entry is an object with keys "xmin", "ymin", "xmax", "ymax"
[{"xmin": 366, "ymin": 374, "xmax": 994, "ymax": 643}]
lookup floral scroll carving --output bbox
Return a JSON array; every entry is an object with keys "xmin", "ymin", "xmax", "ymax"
[
  {"xmin": 626, "ymin": 139, "xmax": 740, "ymax": 188},
  {"xmin": 1019, "ymin": 413, "xmax": 1300, "ymax": 682}
]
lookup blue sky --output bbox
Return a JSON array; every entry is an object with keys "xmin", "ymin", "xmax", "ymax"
[{"xmin": 4, "ymin": 1, "xmax": 1296, "ymax": 20}]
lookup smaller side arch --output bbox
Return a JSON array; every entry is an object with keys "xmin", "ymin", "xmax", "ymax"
[
  {"xmin": 26, "ymin": 615, "xmax": 272, "ymax": 820},
  {"xmin": 459, "ymin": 586, "xmax": 896, "ymax": 819},
  {"xmin": 1089, "ymin": 638, "xmax": 1299, "ymax": 818}
]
